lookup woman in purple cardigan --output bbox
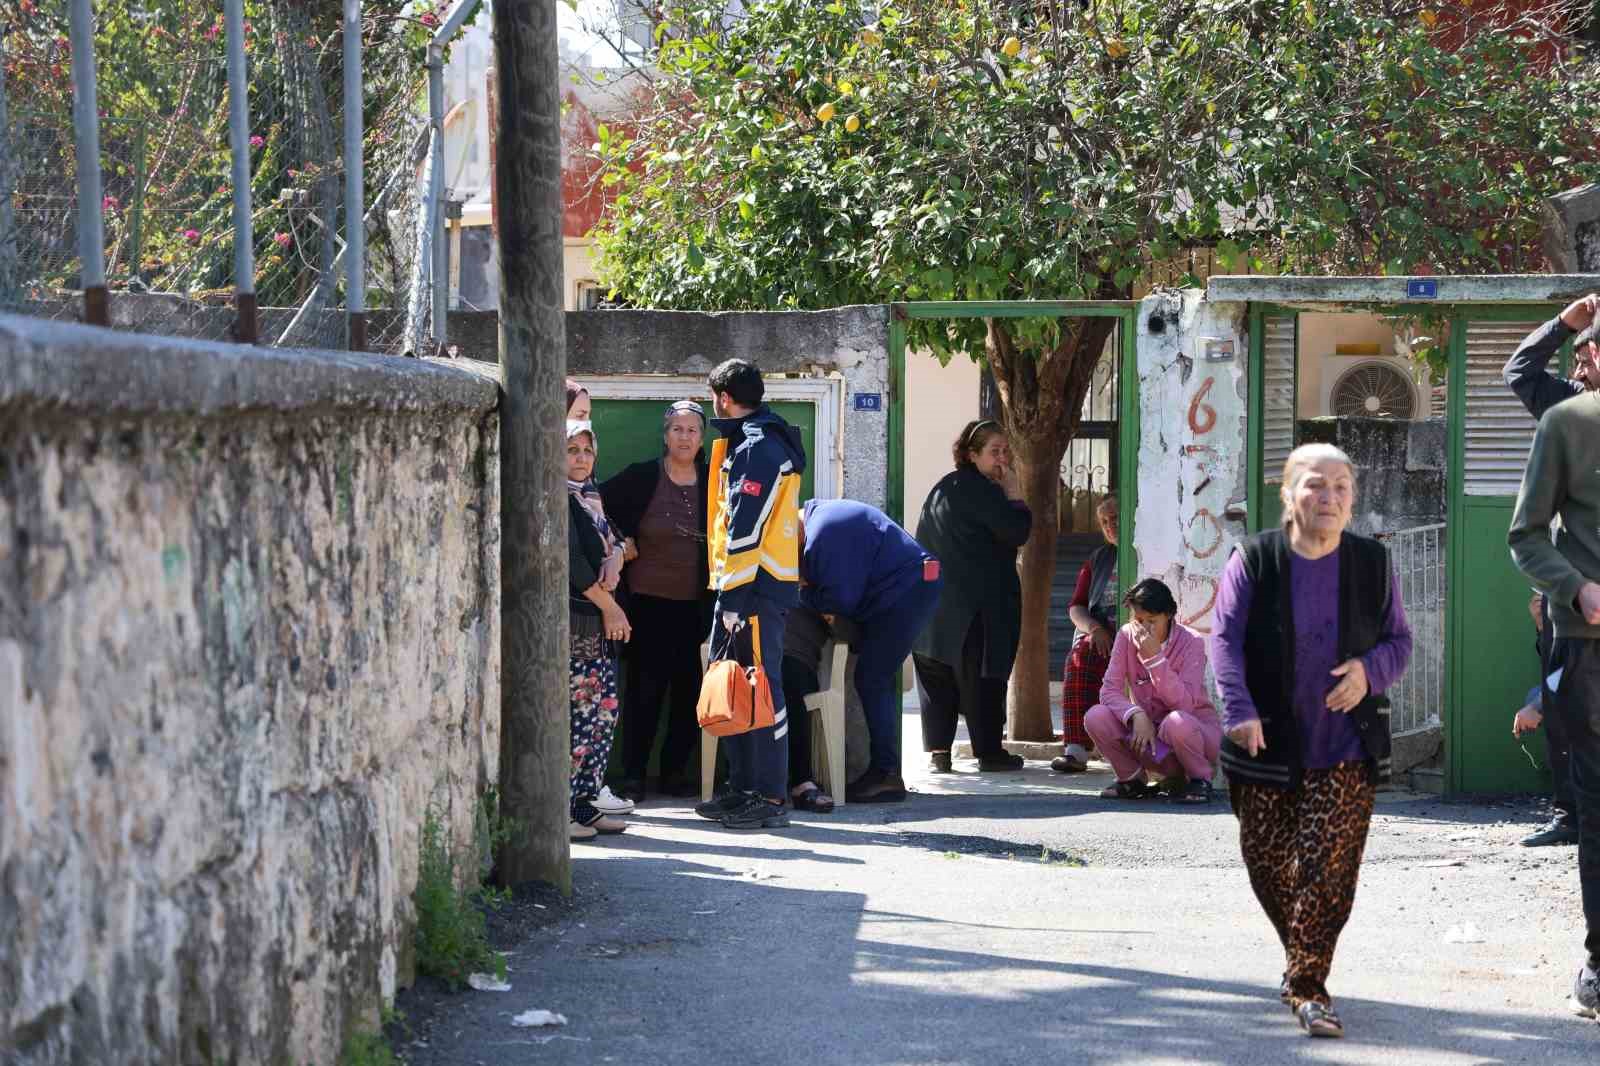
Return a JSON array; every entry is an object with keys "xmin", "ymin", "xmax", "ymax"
[
  {"xmin": 1210, "ymin": 443, "xmax": 1412, "ymax": 1040},
  {"xmin": 1084, "ymin": 578, "xmax": 1221, "ymax": 804}
]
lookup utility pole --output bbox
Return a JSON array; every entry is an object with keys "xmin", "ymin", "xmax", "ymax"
[{"xmin": 492, "ymin": 0, "xmax": 571, "ymax": 892}]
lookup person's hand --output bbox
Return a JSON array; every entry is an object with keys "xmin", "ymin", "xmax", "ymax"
[
  {"xmin": 1326, "ymin": 658, "xmax": 1370, "ymax": 713},
  {"xmin": 1129, "ymin": 620, "xmax": 1160, "ymax": 660},
  {"xmin": 1559, "ymin": 294, "xmax": 1600, "ymax": 332},
  {"xmin": 622, "ymin": 537, "xmax": 639, "ymax": 563},
  {"xmin": 722, "ymin": 610, "xmax": 742, "ymax": 632},
  {"xmin": 1228, "ymin": 719, "xmax": 1266, "ymax": 756},
  {"xmin": 1578, "ymin": 582, "xmax": 1600, "ymax": 626},
  {"xmin": 602, "ymin": 602, "xmax": 632, "ymax": 643},
  {"xmin": 998, "ymin": 462, "xmax": 1022, "ymax": 500},
  {"xmin": 1090, "ymin": 624, "xmax": 1112, "ymax": 657},
  {"xmin": 1129, "ymin": 709, "xmax": 1156, "ymax": 755},
  {"xmin": 1512, "ymin": 704, "xmax": 1543, "ymax": 738},
  {"xmin": 1529, "ymin": 591, "xmax": 1544, "ymax": 631}
]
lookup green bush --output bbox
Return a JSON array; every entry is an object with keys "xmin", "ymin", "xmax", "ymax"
[
  {"xmin": 412, "ymin": 799, "xmax": 509, "ymax": 989},
  {"xmin": 339, "ymin": 1027, "xmax": 397, "ymax": 1066}
]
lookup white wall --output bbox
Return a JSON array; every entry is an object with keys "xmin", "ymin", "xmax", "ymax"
[
  {"xmin": 1133, "ymin": 292, "xmax": 1250, "ymax": 636},
  {"xmin": 903, "ymin": 347, "xmax": 980, "ymax": 523},
  {"xmin": 1297, "ymin": 311, "xmax": 1402, "ymax": 417}
]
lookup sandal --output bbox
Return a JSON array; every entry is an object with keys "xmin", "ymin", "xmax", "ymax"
[
  {"xmin": 1296, "ymin": 1001, "xmax": 1344, "ymax": 1038},
  {"xmin": 1174, "ymin": 779, "xmax": 1215, "ymax": 805},
  {"xmin": 1050, "ymin": 753, "xmax": 1089, "ymax": 774},
  {"xmin": 791, "ymin": 786, "xmax": 836, "ymax": 813},
  {"xmin": 1099, "ymin": 779, "xmax": 1157, "ymax": 800}
]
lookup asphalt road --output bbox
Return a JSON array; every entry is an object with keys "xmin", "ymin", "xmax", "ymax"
[{"xmin": 393, "ymin": 780, "xmax": 1595, "ymax": 1066}]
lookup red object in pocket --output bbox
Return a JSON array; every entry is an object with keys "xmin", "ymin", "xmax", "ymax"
[
  {"xmin": 923, "ymin": 558, "xmax": 941, "ymax": 581},
  {"xmin": 740, "ymin": 479, "xmax": 763, "ymax": 496}
]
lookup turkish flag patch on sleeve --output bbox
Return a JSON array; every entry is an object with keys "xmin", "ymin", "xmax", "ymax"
[{"xmin": 740, "ymin": 479, "xmax": 763, "ymax": 496}]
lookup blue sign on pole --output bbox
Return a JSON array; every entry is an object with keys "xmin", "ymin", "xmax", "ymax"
[
  {"xmin": 1406, "ymin": 279, "xmax": 1438, "ymax": 300},
  {"xmin": 853, "ymin": 393, "xmax": 883, "ymax": 411}
]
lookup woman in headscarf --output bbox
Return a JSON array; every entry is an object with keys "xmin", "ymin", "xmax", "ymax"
[
  {"xmin": 1210, "ymin": 443, "xmax": 1412, "ymax": 1038},
  {"xmin": 600, "ymin": 400, "xmax": 713, "ymax": 799},
  {"xmin": 566, "ymin": 419, "xmax": 631, "ymax": 840},
  {"xmin": 566, "ymin": 379, "xmax": 592, "ymax": 421}
]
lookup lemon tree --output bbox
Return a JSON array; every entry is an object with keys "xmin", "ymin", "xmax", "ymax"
[{"xmin": 594, "ymin": 0, "xmax": 1599, "ymax": 739}]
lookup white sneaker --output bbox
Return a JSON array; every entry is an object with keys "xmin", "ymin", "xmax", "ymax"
[{"xmin": 594, "ymin": 786, "xmax": 635, "ymax": 815}]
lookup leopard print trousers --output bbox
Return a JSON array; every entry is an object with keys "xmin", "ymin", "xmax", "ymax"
[{"xmin": 1233, "ymin": 761, "xmax": 1376, "ymax": 1009}]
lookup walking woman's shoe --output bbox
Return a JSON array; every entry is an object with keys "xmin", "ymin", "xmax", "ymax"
[
  {"xmin": 1571, "ymin": 965, "xmax": 1600, "ymax": 1020},
  {"xmin": 928, "ymin": 751, "xmax": 954, "ymax": 774},
  {"xmin": 695, "ymin": 792, "xmax": 746, "ymax": 820},
  {"xmin": 977, "ymin": 753, "xmax": 1025, "ymax": 772},
  {"xmin": 594, "ymin": 786, "xmax": 635, "ymax": 815},
  {"xmin": 1296, "ymin": 1002, "xmax": 1344, "ymax": 1038}
]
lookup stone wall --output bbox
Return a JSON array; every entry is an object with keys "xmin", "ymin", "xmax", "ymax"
[
  {"xmin": 0, "ymin": 314, "xmax": 502, "ymax": 1064},
  {"xmin": 1297, "ymin": 416, "xmax": 1446, "ymax": 536}
]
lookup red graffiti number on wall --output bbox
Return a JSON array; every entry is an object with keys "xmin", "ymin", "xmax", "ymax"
[
  {"xmin": 1179, "ymin": 574, "xmax": 1219, "ymax": 633},
  {"xmin": 1185, "ymin": 508, "xmax": 1224, "ymax": 560},
  {"xmin": 1188, "ymin": 376, "xmax": 1217, "ymax": 436}
]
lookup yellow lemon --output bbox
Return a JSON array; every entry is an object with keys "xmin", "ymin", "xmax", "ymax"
[
  {"xmin": 1001, "ymin": 36, "xmax": 1021, "ymax": 58},
  {"xmin": 845, "ymin": 114, "xmax": 860, "ymax": 133},
  {"xmin": 817, "ymin": 102, "xmax": 836, "ymax": 124},
  {"xmin": 839, "ymin": 80, "xmax": 854, "ymax": 96}
]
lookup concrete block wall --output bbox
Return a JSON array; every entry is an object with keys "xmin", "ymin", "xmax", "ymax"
[{"xmin": 0, "ymin": 315, "xmax": 502, "ymax": 1064}]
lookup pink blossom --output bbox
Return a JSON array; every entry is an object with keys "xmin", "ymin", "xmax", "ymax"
[
  {"xmin": 102, "ymin": 195, "xmax": 119, "ymax": 212},
  {"xmin": 183, "ymin": 229, "xmax": 200, "ymax": 244},
  {"xmin": 273, "ymin": 232, "xmax": 291, "ymax": 249},
  {"xmin": 420, "ymin": 12, "xmax": 439, "ymax": 27},
  {"xmin": 249, "ymin": 134, "xmax": 265, "ymax": 150},
  {"xmin": 204, "ymin": 23, "xmax": 220, "ymax": 41}
]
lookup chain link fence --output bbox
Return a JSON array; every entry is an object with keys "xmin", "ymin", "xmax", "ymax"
[{"xmin": 1, "ymin": 1, "xmax": 450, "ymax": 354}]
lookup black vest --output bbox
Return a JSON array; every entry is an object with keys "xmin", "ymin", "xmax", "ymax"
[{"xmin": 1218, "ymin": 529, "xmax": 1394, "ymax": 790}]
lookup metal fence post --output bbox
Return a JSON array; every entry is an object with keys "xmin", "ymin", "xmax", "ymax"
[
  {"xmin": 0, "ymin": 40, "xmax": 19, "ymax": 309},
  {"xmin": 225, "ymin": 0, "xmax": 257, "ymax": 343},
  {"xmin": 68, "ymin": 0, "xmax": 109, "ymax": 326},
  {"xmin": 427, "ymin": 49, "xmax": 447, "ymax": 354},
  {"xmin": 344, "ymin": 0, "xmax": 366, "ymax": 351},
  {"xmin": 128, "ymin": 119, "xmax": 147, "ymax": 288}
]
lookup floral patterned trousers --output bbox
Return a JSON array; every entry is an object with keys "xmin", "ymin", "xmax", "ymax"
[{"xmin": 570, "ymin": 635, "xmax": 620, "ymax": 825}]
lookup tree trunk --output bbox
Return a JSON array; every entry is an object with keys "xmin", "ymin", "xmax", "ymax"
[
  {"xmin": 985, "ymin": 317, "xmax": 1116, "ymax": 742},
  {"xmin": 493, "ymin": 0, "xmax": 571, "ymax": 893}
]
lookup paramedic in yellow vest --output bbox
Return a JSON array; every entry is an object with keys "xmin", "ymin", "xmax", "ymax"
[{"xmin": 695, "ymin": 359, "xmax": 808, "ymax": 830}]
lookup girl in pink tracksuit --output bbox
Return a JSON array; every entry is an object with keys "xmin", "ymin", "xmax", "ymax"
[{"xmin": 1084, "ymin": 577, "xmax": 1221, "ymax": 804}]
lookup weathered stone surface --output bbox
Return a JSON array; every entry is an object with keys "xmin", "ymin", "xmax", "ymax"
[
  {"xmin": 0, "ymin": 318, "xmax": 501, "ymax": 1064},
  {"xmin": 1541, "ymin": 184, "xmax": 1600, "ymax": 274},
  {"xmin": 1297, "ymin": 416, "xmax": 1446, "ymax": 535}
]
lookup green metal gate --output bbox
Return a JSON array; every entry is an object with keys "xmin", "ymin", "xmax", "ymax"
[{"xmin": 1446, "ymin": 308, "xmax": 1561, "ymax": 794}]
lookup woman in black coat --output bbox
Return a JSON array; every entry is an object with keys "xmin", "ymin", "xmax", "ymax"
[
  {"xmin": 911, "ymin": 419, "xmax": 1032, "ymax": 773},
  {"xmin": 599, "ymin": 400, "xmax": 714, "ymax": 799}
]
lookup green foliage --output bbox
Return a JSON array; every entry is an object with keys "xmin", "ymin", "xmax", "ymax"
[
  {"xmin": 412, "ymin": 797, "xmax": 509, "ymax": 990},
  {"xmin": 338, "ymin": 1028, "xmax": 397, "ymax": 1066},
  {"xmin": 594, "ymin": 0, "xmax": 1600, "ymax": 364}
]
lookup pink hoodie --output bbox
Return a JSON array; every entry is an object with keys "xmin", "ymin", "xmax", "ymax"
[{"xmin": 1098, "ymin": 621, "xmax": 1221, "ymax": 744}]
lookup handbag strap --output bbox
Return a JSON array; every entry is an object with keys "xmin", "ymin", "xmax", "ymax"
[{"xmin": 750, "ymin": 615, "xmax": 762, "ymax": 669}]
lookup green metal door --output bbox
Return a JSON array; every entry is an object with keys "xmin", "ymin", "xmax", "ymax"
[
  {"xmin": 1248, "ymin": 309, "xmax": 1298, "ymax": 531},
  {"xmin": 589, "ymin": 398, "xmax": 817, "ymax": 502},
  {"xmin": 1447, "ymin": 310, "xmax": 1559, "ymax": 794}
]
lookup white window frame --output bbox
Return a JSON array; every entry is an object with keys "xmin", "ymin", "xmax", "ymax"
[{"xmin": 573, "ymin": 374, "xmax": 844, "ymax": 500}]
